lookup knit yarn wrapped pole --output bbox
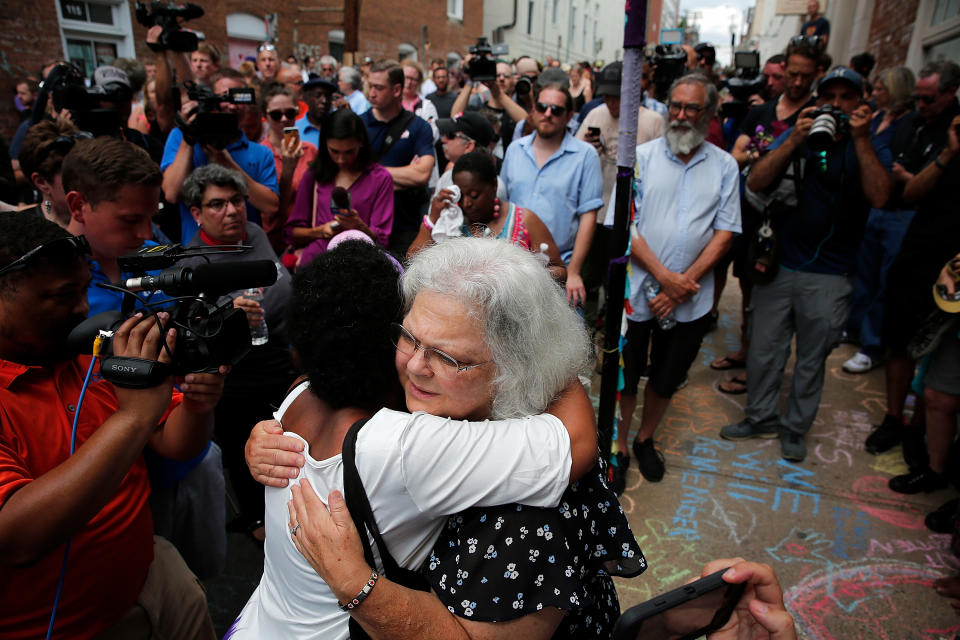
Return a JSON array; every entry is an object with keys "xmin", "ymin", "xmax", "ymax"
[{"xmin": 597, "ymin": 1, "xmax": 646, "ymax": 482}]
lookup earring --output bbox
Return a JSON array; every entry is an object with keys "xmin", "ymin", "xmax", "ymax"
[
  {"xmin": 41, "ymin": 200, "xmax": 52, "ymax": 216},
  {"xmin": 493, "ymin": 198, "xmax": 500, "ymax": 219}
]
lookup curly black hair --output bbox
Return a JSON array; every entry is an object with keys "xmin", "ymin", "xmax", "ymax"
[
  {"xmin": 286, "ymin": 240, "xmax": 403, "ymax": 412},
  {"xmin": 0, "ymin": 212, "xmax": 73, "ymax": 293}
]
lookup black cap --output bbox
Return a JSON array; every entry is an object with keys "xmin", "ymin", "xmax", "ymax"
[
  {"xmin": 596, "ymin": 62, "xmax": 622, "ymax": 97},
  {"xmin": 303, "ymin": 73, "xmax": 338, "ymax": 92},
  {"xmin": 437, "ymin": 111, "xmax": 495, "ymax": 147}
]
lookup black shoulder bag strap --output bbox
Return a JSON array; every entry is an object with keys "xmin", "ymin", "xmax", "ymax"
[
  {"xmin": 341, "ymin": 418, "xmax": 429, "ymax": 639},
  {"xmin": 376, "ymin": 110, "xmax": 416, "ymax": 161}
]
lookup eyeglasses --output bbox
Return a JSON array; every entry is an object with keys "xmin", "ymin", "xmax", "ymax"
[
  {"xmin": 39, "ymin": 131, "xmax": 94, "ymax": 164},
  {"xmin": 0, "ymin": 235, "xmax": 90, "ymax": 278},
  {"xmin": 257, "ymin": 43, "xmax": 276, "ymax": 53},
  {"xmin": 912, "ymin": 93, "xmax": 937, "ymax": 104},
  {"xmin": 267, "ymin": 108, "xmax": 299, "ymax": 121},
  {"xmin": 789, "ymin": 35, "xmax": 826, "ymax": 50},
  {"xmin": 668, "ymin": 101, "xmax": 705, "ymax": 116},
  {"xmin": 202, "ymin": 195, "xmax": 246, "ymax": 213},
  {"xmin": 391, "ymin": 323, "xmax": 492, "ymax": 373},
  {"xmin": 534, "ymin": 102, "xmax": 567, "ymax": 117},
  {"xmin": 495, "ymin": 72, "xmax": 512, "ymax": 79}
]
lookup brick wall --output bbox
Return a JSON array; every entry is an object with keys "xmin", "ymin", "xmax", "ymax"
[
  {"xmin": 0, "ymin": 0, "xmax": 482, "ymax": 141},
  {"xmin": 865, "ymin": 0, "xmax": 919, "ymax": 70}
]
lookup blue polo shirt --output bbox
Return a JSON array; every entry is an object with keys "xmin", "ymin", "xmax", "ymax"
[
  {"xmin": 86, "ymin": 245, "xmax": 172, "ymax": 317},
  {"xmin": 767, "ymin": 128, "xmax": 869, "ymax": 275},
  {"xmin": 360, "ymin": 109, "xmax": 435, "ymax": 168},
  {"xmin": 500, "ymin": 132, "xmax": 604, "ymax": 262},
  {"xmin": 161, "ymin": 128, "xmax": 278, "ymax": 243},
  {"xmin": 294, "ymin": 115, "xmax": 323, "ymax": 149}
]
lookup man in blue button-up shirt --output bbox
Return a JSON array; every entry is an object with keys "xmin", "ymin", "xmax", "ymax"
[
  {"xmin": 607, "ymin": 74, "xmax": 740, "ymax": 488},
  {"xmin": 500, "ymin": 83, "xmax": 604, "ymax": 306}
]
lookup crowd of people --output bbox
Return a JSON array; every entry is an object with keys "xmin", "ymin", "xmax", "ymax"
[{"xmin": 1, "ymin": 7, "xmax": 958, "ymax": 636}]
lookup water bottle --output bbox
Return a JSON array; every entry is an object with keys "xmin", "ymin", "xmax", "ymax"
[
  {"xmin": 642, "ymin": 276, "xmax": 676, "ymax": 330},
  {"xmin": 243, "ymin": 287, "xmax": 269, "ymax": 346},
  {"xmin": 534, "ymin": 242, "xmax": 550, "ymax": 265}
]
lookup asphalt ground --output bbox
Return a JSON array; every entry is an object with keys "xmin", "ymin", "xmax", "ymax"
[{"xmin": 203, "ymin": 279, "xmax": 960, "ymax": 639}]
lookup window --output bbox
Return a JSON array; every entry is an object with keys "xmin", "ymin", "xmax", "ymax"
[
  {"xmin": 60, "ymin": 0, "xmax": 115, "ymax": 25},
  {"xmin": 583, "ymin": 12, "xmax": 589, "ymax": 50},
  {"xmin": 527, "ymin": 1, "xmax": 535, "ymax": 35},
  {"xmin": 67, "ymin": 38, "xmax": 117, "ymax": 76},
  {"xmin": 552, "ymin": 0, "xmax": 559, "ymax": 24},
  {"xmin": 931, "ymin": 0, "xmax": 960, "ymax": 25},
  {"xmin": 57, "ymin": 0, "xmax": 133, "ymax": 74},
  {"xmin": 569, "ymin": 4, "xmax": 577, "ymax": 49},
  {"xmin": 447, "ymin": 0, "xmax": 463, "ymax": 21}
]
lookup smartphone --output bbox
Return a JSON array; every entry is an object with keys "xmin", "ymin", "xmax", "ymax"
[
  {"xmin": 588, "ymin": 126, "xmax": 601, "ymax": 137},
  {"xmin": 330, "ymin": 188, "xmax": 352, "ymax": 217},
  {"xmin": 283, "ymin": 126, "xmax": 299, "ymax": 146},
  {"xmin": 612, "ymin": 570, "xmax": 746, "ymax": 640}
]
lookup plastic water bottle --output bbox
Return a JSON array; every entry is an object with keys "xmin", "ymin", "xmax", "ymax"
[
  {"xmin": 243, "ymin": 287, "xmax": 269, "ymax": 345},
  {"xmin": 642, "ymin": 276, "xmax": 676, "ymax": 330}
]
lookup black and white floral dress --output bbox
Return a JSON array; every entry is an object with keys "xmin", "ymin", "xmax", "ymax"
[{"xmin": 423, "ymin": 459, "xmax": 646, "ymax": 638}]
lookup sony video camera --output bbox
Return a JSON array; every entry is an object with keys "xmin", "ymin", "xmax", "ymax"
[
  {"xmin": 136, "ymin": 1, "xmax": 204, "ymax": 52},
  {"xmin": 67, "ymin": 243, "xmax": 277, "ymax": 388},
  {"xmin": 721, "ymin": 50, "xmax": 766, "ymax": 121},
  {"xmin": 648, "ymin": 45, "xmax": 688, "ymax": 103},
  {"xmin": 177, "ymin": 81, "xmax": 255, "ymax": 149},
  {"xmin": 466, "ymin": 37, "xmax": 504, "ymax": 83},
  {"xmin": 807, "ymin": 105, "xmax": 850, "ymax": 151}
]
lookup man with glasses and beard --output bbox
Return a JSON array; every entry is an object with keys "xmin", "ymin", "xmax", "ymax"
[
  {"xmin": 605, "ymin": 73, "xmax": 739, "ymax": 487},
  {"xmin": 499, "ymin": 83, "xmax": 603, "ymax": 308}
]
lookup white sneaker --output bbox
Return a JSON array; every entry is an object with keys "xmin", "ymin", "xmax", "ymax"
[{"xmin": 843, "ymin": 352, "xmax": 874, "ymax": 374}]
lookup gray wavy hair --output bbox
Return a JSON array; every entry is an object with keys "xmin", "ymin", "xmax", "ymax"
[
  {"xmin": 668, "ymin": 72, "xmax": 719, "ymax": 116},
  {"xmin": 401, "ymin": 237, "xmax": 592, "ymax": 419},
  {"xmin": 339, "ymin": 66, "xmax": 363, "ymax": 91},
  {"xmin": 182, "ymin": 164, "xmax": 247, "ymax": 208}
]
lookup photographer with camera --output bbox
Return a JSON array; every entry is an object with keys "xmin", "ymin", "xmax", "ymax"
[
  {"xmin": 0, "ymin": 213, "xmax": 223, "ymax": 638},
  {"xmin": 720, "ymin": 67, "xmax": 892, "ymax": 462},
  {"xmin": 161, "ymin": 68, "xmax": 279, "ymax": 244}
]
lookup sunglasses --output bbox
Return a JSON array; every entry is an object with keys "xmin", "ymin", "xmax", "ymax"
[
  {"xmin": 257, "ymin": 43, "xmax": 276, "ymax": 53},
  {"xmin": 534, "ymin": 102, "xmax": 568, "ymax": 117},
  {"xmin": 0, "ymin": 235, "xmax": 91, "ymax": 278},
  {"xmin": 267, "ymin": 108, "xmax": 299, "ymax": 121},
  {"xmin": 789, "ymin": 35, "xmax": 826, "ymax": 50}
]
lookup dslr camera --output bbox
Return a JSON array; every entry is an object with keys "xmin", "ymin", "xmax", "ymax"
[
  {"xmin": 178, "ymin": 81, "xmax": 256, "ymax": 148},
  {"xmin": 466, "ymin": 37, "xmax": 504, "ymax": 83},
  {"xmin": 136, "ymin": 1, "xmax": 204, "ymax": 52},
  {"xmin": 68, "ymin": 244, "xmax": 277, "ymax": 388},
  {"xmin": 807, "ymin": 105, "xmax": 850, "ymax": 151}
]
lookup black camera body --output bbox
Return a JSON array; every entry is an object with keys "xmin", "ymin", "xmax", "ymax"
[
  {"xmin": 648, "ymin": 45, "xmax": 688, "ymax": 103},
  {"xmin": 35, "ymin": 64, "xmax": 125, "ymax": 137},
  {"xmin": 179, "ymin": 82, "xmax": 255, "ymax": 149},
  {"xmin": 68, "ymin": 244, "xmax": 277, "ymax": 388},
  {"xmin": 721, "ymin": 50, "xmax": 765, "ymax": 121},
  {"xmin": 467, "ymin": 37, "xmax": 498, "ymax": 83},
  {"xmin": 807, "ymin": 105, "xmax": 850, "ymax": 151},
  {"xmin": 136, "ymin": 1, "xmax": 204, "ymax": 52}
]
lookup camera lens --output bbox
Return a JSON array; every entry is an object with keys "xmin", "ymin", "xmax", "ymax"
[{"xmin": 808, "ymin": 112, "xmax": 838, "ymax": 151}]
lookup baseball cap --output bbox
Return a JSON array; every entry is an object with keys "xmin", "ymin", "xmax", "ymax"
[
  {"xmin": 816, "ymin": 66, "xmax": 863, "ymax": 94},
  {"xmin": 537, "ymin": 67, "xmax": 570, "ymax": 89},
  {"xmin": 303, "ymin": 73, "xmax": 338, "ymax": 93},
  {"xmin": 93, "ymin": 66, "xmax": 131, "ymax": 92},
  {"xmin": 596, "ymin": 61, "xmax": 622, "ymax": 97},
  {"xmin": 437, "ymin": 111, "xmax": 495, "ymax": 147}
]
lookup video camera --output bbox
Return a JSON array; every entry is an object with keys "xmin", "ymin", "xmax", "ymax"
[
  {"xmin": 807, "ymin": 105, "xmax": 850, "ymax": 151},
  {"xmin": 68, "ymin": 244, "xmax": 277, "ymax": 388},
  {"xmin": 466, "ymin": 37, "xmax": 505, "ymax": 83},
  {"xmin": 648, "ymin": 45, "xmax": 688, "ymax": 103},
  {"xmin": 720, "ymin": 50, "xmax": 765, "ymax": 121},
  {"xmin": 32, "ymin": 64, "xmax": 125, "ymax": 138},
  {"xmin": 177, "ymin": 81, "xmax": 255, "ymax": 148},
  {"xmin": 136, "ymin": 1, "xmax": 204, "ymax": 52}
]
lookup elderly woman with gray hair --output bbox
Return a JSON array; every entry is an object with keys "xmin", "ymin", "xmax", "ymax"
[
  {"xmin": 182, "ymin": 164, "xmax": 297, "ymax": 541},
  {"xmin": 338, "ymin": 66, "xmax": 370, "ymax": 115},
  {"xmin": 240, "ymin": 237, "xmax": 644, "ymax": 639}
]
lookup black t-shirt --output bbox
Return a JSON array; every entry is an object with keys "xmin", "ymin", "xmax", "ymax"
[
  {"xmin": 739, "ymin": 96, "xmax": 811, "ymax": 141},
  {"xmin": 800, "ymin": 16, "xmax": 830, "ymax": 37},
  {"xmin": 426, "ymin": 91, "xmax": 457, "ymax": 119}
]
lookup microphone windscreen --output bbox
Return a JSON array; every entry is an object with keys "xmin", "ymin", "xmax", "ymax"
[
  {"xmin": 331, "ymin": 186, "xmax": 351, "ymax": 211},
  {"xmin": 190, "ymin": 260, "xmax": 278, "ymax": 295}
]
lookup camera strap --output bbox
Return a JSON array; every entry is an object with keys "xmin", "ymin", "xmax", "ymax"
[{"xmin": 377, "ymin": 110, "xmax": 416, "ymax": 160}]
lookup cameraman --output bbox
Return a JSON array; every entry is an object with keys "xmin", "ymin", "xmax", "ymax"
[
  {"xmin": 0, "ymin": 213, "xmax": 223, "ymax": 638},
  {"xmin": 720, "ymin": 67, "xmax": 891, "ymax": 462},
  {"xmin": 161, "ymin": 68, "xmax": 279, "ymax": 243},
  {"xmin": 450, "ymin": 55, "xmax": 529, "ymax": 151}
]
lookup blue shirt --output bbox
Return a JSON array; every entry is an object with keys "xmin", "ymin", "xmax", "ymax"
[
  {"xmin": 161, "ymin": 128, "xmax": 279, "ymax": 243},
  {"xmin": 86, "ymin": 245, "xmax": 172, "ymax": 317},
  {"xmin": 500, "ymin": 132, "xmax": 604, "ymax": 262},
  {"xmin": 294, "ymin": 115, "xmax": 323, "ymax": 148},
  {"xmin": 643, "ymin": 94, "xmax": 668, "ymax": 116},
  {"xmin": 767, "ymin": 128, "xmax": 869, "ymax": 275},
  {"xmin": 360, "ymin": 109, "xmax": 435, "ymax": 168},
  {"xmin": 616, "ymin": 138, "xmax": 741, "ymax": 323},
  {"xmin": 347, "ymin": 90, "xmax": 371, "ymax": 115}
]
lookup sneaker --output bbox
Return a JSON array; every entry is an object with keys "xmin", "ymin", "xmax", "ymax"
[
  {"xmin": 609, "ymin": 452, "xmax": 630, "ymax": 496},
  {"xmin": 720, "ymin": 420, "xmax": 778, "ymax": 441},
  {"xmin": 864, "ymin": 414, "xmax": 903, "ymax": 455},
  {"xmin": 780, "ymin": 433, "xmax": 807, "ymax": 462},
  {"xmin": 632, "ymin": 438, "xmax": 665, "ymax": 482},
  {"xmin": 842, "ymin": 352, "xmax": 874, "ymax": 374},
  {"xmin": 926, "ymin": 498, "xmax": 960, "ymax": 534},
  {"xmin": 889, "ymin": 468, "xmax": 948, "ymax": 494},
  {"xmin": 901, "ymin": 426, "xmax": 929, "ymax": 470}
]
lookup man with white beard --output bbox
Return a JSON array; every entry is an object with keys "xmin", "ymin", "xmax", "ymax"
[{"xmin": 607, "ymin": 73, "xmax": 740, "ymax": 485}]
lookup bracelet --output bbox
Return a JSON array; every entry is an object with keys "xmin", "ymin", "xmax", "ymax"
[
  {"xmin": 338, "ymin": 570, "xmax": 379, "ymax": 611},
  {"xmin": 935, "ymin": 156, "xmax": 949, "ymax": 170},
  {"xmin": 423, "ymin": 214, "xmax": 434, "ymax": 230}
]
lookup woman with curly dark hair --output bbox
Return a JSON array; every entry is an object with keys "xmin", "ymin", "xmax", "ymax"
[{"xmin": 284, "ymin": 109, "xmax": 394, "ymax": 268}]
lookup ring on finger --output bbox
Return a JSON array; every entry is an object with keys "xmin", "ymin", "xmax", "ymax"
[{"xmin": 290, "ymin": 523, "xmax": 301, "ymax": 536}]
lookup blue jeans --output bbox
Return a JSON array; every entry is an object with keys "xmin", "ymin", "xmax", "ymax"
[{"xmin": 846, "ymin": 208, "xmax": 915, "ymax": 359}]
